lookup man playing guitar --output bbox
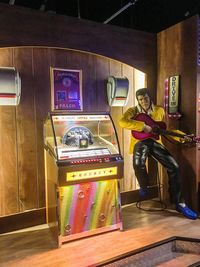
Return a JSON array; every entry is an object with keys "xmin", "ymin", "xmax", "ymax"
[{"xmin": 119, "ymin": 88, "xmax": 198, "ymax": 220}]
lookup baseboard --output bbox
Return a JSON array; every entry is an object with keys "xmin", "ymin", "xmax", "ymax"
[
  {"xmin": 121, "ymin": 186, "xmax": 158, "ymax": 206},
  {"xmin": 0, "ymin": 207, "xmax": 46, "ymax": 234},
  {"xmin": 0, "ymin": 187, "xmax": 158, "ymax": 234}
]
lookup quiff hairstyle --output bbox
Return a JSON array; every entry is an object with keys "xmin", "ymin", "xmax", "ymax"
[{"xmin": 135, "ymin": 88, "xmax": 151, "ymax": 100}]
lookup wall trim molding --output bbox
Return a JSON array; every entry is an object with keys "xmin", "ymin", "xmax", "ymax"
[
  {"xmin": 0, "ymin": 188, "xmax": 159, "ymax": 234},
  {"xmin": 0, "ymin": 207, "xmax": 46, "ymax": 234},
  {"xmin": 121, "ymin": 187, "xmax": 158, "ymax": 206}
]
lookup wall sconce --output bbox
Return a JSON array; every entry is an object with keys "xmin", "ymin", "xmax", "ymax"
[
  {"xmin": 107, "ymin": 76, "xmax": 129, "ymax": 107},
  {"xmin": 0, "ymin": 67, "xmax": 21, "ymax": 106}
]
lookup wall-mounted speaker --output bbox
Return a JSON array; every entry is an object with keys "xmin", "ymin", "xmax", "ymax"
[
  {"xmin": 0, "ymin": 67, "xmax": 21, "ymax": 106},
  {"xmin": 107, "ymin": 76, "xmax": 129, "ymax": 107}
]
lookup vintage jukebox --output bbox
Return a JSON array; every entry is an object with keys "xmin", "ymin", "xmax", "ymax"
[{"xmin": 44, "ymin": 113, "xmax": 123, "ymax": 246}]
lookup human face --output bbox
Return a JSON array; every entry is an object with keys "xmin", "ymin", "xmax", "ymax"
[{"xmin": 137, "ymin": 93, "xmax": 151, "ymax": 111}]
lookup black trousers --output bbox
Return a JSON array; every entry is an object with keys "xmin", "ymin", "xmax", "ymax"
[{"xmin": 133, "ymin": 138, "xmax": 184, "ymax": 204}]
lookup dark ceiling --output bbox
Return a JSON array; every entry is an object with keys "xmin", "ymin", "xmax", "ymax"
[{"xmin": 1, "ymin": 0, "xmax": 200, "ymax": 33}]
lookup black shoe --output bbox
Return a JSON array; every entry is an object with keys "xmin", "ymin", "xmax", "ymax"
[{"xmin": 176, "ymin": 204, "xmax": 198, "ymax": 220}]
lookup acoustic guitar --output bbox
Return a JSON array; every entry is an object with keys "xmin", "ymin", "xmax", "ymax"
[{"xmin": 131, "ymin": 113, "xmax": 200, "ymax": 143}]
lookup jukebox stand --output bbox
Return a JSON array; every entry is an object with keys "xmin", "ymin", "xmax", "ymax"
[{"xmin": 44, "ymin": 113, "xmax": 123, "ymax": 246}]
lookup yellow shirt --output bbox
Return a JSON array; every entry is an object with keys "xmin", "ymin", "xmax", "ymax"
[{"xmin": 119, "ymin": 106, "xmax": 185, "ymax": 154}]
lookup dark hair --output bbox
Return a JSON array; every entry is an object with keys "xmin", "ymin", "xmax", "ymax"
[{"xmin": 136, "ymin": 88, "xmax": 151, "ymax": 100}]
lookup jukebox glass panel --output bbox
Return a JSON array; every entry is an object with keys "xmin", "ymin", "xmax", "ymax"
[
  {"xmin": 44, "ymin": 117, "xmax": 56, "ymax": 156},
  {"xmin": 50, "ymin": 114, "xmax": 120, "ymax": 160}
]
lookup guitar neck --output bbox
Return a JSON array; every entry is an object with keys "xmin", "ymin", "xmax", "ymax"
[{"xmin": 158, "ymin": 128, "xmax": 185, "ymax": 138}]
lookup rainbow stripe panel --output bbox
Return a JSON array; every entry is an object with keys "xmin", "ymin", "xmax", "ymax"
[{"xmin": 59, "ymin": 179, "xmax": 120, "ymax": 236}]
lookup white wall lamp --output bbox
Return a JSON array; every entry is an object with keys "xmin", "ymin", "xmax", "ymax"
[
  {"xmin": 107, "ymin": 76, "xmax": 129, "ymax": 107},
  {"xmin": 0, "ymin": 67, "xmax": 21, "ymax": 106}
]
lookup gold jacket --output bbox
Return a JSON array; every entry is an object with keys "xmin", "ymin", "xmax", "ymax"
[{"xmin": 119, "ymin": 105, "xmax": 184, "ymax": 154}]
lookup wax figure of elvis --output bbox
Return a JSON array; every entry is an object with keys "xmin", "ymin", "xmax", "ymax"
[{"xmin": 119, "ymin": 88, "xmax": 198, "ymax": 220}]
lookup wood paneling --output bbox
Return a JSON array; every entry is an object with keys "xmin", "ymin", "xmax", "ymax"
[
  {"xmin": 0, "ymin": 48, "xmax": 19, "ymax": 215},
  {"xmin": 0, "ymin": 47, "xmax": 139, "ymax": 217},
  {"xmin": 0, "ymin": 3, "xmax": 157, "ymax": 220},
  {"xmin": 0, "ymin": 3, "xmax": 156, "ymax": 80},
  {"xmin": 157, "ymin": 15, "xmax": 199, "ymax": 209},
  {"xmin": 95, "ymin": 56, "xmax": 110, "ymax": 113},
  {"xmin": 110, "ymin": 60, "xmax": 123, "ymax": 153},
  {"xmin": 0, "ymin": 107, "xmax": 18, "ymax": 215},
  {"xmin": 14, "ymin": 48, "xmax": 38, "ymax": 211},
  {"xmin": 33, "ymin": 48, "xmax": 51, "ymax": 207},
  {"xmin": 121, "ymin": 65, "xmax": 135, "ymax": 191},
  {"xmin": 78, "ymin": 53, "xmax": 96, "ymax": 112}
]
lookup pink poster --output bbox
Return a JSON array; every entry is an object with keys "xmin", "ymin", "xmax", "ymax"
[{"xmin": 51, "ymin": 68, "xmax": 82, "ymax": 111}]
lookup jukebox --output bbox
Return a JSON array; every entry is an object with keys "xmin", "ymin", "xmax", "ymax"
[{"xmin": 44, "ymin": 113, "xmax": 123, "ymax": 245}]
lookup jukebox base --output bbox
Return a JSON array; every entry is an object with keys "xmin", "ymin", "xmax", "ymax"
[{"xmin": 59, "ymin": 223, "xmax": 121, "ymax": 244}]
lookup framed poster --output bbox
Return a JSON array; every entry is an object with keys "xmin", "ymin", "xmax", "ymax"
[{"xmin": 51, "ymin": 67, "xmax": 83, "ymax": 111}]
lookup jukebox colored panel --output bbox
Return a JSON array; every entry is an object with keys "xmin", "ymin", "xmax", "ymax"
[{"xmin": 59, "ymin": 179, "xmax": 119, "ymax": 236}]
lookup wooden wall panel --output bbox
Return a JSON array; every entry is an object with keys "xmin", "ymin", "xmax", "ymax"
[
  {"xmin": 157, "ymin": 16, "xmax": 199, "ymax": 209},
  {"xmin": 121, "ymin": 65, "xmax": 135, "ymax": 191},
  {"xmin": 157, "ymin": 17, "xmax": 197, "ymax": 134},
  {"xmin": 50, "ymin": 49, "xmax": 69, "ymax": 70},
  {"xmin": 14, "ymin": 48, "xmax": 38, "ymax": 211},
  {"xmin": 95, "ymin": 56, "xmax": 110, "ymax": 113},
  {"xmin": 197, "ymin": 72, "xmax": 200, "ymax": 189},
  {"xmin": 0, "ymin": 47, "xmax": 144, "ymax": 216},
  {"xmin": 33, "ymin": 48, "xmax": 51, "ymax": 207},
  {"xmin": 0, "ymin": 107, "xmax": 18, "ymax": 215},
  {"xmin": 78, "ymin": 53, "xmax": 96, "ymax": 112},
  {"xmin": 0, "ymin": 3, "xmax": 156, "ymax": 86},
  {"xmin": 0, "ymin": 3, "xmax": 157, "ymax": 219},
  {"xmin": 109, "ymin": 61, "xmax": 126, "ymax": 192},
  {"xmin": 110, "ymin": 61, "xmax": 123, "ymax": 155},
  {"xmin": 0, "ymin": 48, "xmax": 19, "ymax": 215},
  {"xmin": 179, "ymin": 18, "xmax": 197, "ymax": 135}
]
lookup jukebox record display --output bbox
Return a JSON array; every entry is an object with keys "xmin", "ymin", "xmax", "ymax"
[
  {"xmin": 44, "ymin": 113, "xmax": 123, "ymax": 245},
  {"xmin": 44, "ymin": 114, "xmax": 119, "ymax": 161}
]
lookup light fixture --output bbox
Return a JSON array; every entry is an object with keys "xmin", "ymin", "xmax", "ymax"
[{"xmin": 0, "ymin": 67, "xmax": 21, "ymax": 106}]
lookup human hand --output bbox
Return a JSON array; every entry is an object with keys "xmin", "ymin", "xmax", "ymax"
[
  {"xmin": 143, "ymin": 124, "xmax": 152, "ymax": 133},
  {"xmin": 180, "ymin": 135, "xmax": 193, "ymax": 143}
]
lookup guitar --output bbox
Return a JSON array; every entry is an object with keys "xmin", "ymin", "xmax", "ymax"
[{"xmin": 131, "ymin": 113, "xmax": 200, "ymax": 143}]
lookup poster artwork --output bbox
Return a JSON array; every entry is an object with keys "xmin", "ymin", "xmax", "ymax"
[{"xmin": 52, "ymin": 68, "xmax": 82, "ymax": 111}]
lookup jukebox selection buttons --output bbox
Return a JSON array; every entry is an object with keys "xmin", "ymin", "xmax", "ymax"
[
  {"xmin": 69, "ymin": 156, "xmax": 122, "ymax": 165},
  {"xmin": 70, "ymin": 158, "xmax": 103, "ymax": 164}
]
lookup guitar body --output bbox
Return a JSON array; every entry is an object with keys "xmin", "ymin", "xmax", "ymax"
[
  {"xmin": 131, "ymin": 113, "xmax": 167, "ymax": 140},
  {"xmin": 131, "ymin": 113, "xmax": 200, "ymax": 143}
]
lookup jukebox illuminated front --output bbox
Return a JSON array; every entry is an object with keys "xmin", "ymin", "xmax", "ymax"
[{"xmin": 44, "ymin": 113, "xmax": 123, "ymax": 245}]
